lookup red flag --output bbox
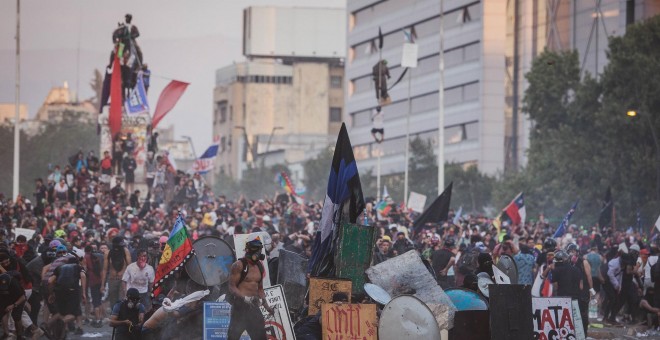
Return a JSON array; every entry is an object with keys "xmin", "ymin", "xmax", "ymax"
[
  {"xmin": 109, "ymin": 55, "xmax": 123, "ymax": 138},
  {"xmin": 151, "ymin": 80, "xmax": 189, "ymax": 129}
]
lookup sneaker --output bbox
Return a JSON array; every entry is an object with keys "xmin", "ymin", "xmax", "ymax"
[
  {"xmin": 93, "ymin": 320, "xmax": 103, "ymax": 328},
  {"xmin": 74, "ymin": 327, "xmax": 83, "ymax": 335}
]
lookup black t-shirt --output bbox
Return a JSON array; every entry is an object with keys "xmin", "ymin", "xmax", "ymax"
[
  {"xmin": 0, "ymin": 275, "xmax": 25, "ymax": 309},
  {"xmin": 536, "ymin": 252, "xmax": 548, "ymax": 267},
  {"xmin": 431, "ymin": 248, "xmax": 454, "ymax": 276},
  {"xmin": 551, "ymin": 263, "xmax": 582, "ymax": 299}
]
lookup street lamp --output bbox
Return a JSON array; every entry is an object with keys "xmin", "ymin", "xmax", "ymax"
[
  {"xmin": 234, "ymin": 126, "xmax": 253, "ymax": 166},
  {"xmin": 626, "ymin": 109, "xmax": 660, "ymax": 199}
]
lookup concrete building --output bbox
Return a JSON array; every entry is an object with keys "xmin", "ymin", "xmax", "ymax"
[
  {"xmin": 0, "ymin": 104, "xmax": 28, "ymax": 125},
  {"xmin": 347, "ymin": 0, "xmax": 510, "ymax": 177},
  {"xmin": 346, "ymin": 0, "xmax": 660, "ymax": 181},
  {"xmin": 34, "ymin": 82, "xmax": 96, "ymax": 123},
  {"xmin": 213, "ymin": 7, "xmax": 346, "ymax": 182}
]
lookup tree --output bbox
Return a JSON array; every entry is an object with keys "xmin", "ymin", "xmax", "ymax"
[
  {"xmin": 303, "ymin": 147, "xmax": 334, "ymax": 202},
  {"xmin": 493, "ymin": 16, "xmax": 660, "ymax": 227},
  {"xmin": 88, "ymin": 69, "xmax": 104, "ymax": 110}
]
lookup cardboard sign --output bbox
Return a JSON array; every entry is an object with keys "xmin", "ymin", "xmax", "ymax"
[
  {"xmin": 260, "ymin": 285, "xmax": 296, "ymax": 340},
  {"xmin": 202, "ymin": 302, "xmax": 249, "ymax": 340},
  {"xmin": 234, "ymin": 232, "xmax": 271, "ymax": 287},
  {"xmin": 571, "ymin": 300, "xmax": 586, "ymax": 340},
  {"xmin": 13, "ymin": 227, "xmax": 35, "ymax": 240},
  {"xmin": 308, "ymin": 277, "xmax": 352, "ymax": 315},
  {"xmin": 401, "ymin": 43, "xmax": 419, "ymax": 68},
  {"xmin": 407, "ymin": 192, "xmax": 427, "ymax": 213},
  {"xmin": 321, "ymin": 303, "xmax": 377, "ymax": 340},
  {"xmin": 531, "ymin": 297, "xmax": 577, "ymax": 340}
]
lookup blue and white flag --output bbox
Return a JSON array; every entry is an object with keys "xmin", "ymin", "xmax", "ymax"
[
  {"xmin": 553, "ymin": 200, "xmax": 579, "ymax": 238},
  {"xmin": 190, "ymin": 141, "xmax": 219, "ymax": 174},
  {"xmin": 124, "ymin": 73, "xmax": 149, "ymax": 115}
]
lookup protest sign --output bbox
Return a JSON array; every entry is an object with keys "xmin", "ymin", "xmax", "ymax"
[
  {"xmin": 309, "ymin": 277, "xmax": 352, "ymax": 315},
  {"xmin": 407, "ymin": 192, "xmax": 427, "ymax": 213},
  {"xmin": 321, "ymin": 303, "xmax": 377, "ymax": 340},
  {"xmin": 234, "ymin": 232, "xmax": 271, "ymax": 287},
  {"xmin": 531, "ymin": 297, "xmax": 577, "ymax": 340},
  {"xmin": 260, "ymin": 285, "xmax": 295, "ymax": 340},
  {"xmin": 13, "ymin": 227, "xmax": 35, "ymax": 240}
]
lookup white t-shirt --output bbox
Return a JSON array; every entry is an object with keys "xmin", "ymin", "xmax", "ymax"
[{"xmin": 122, "ymin": 262, "xmax": 155, "ymax": 294}]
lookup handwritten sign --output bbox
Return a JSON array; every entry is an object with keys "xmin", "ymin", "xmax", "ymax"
[
  {"xmin": 321, "ymin": 303, "xmax": 377, "ymax": 340},
  {"xmin": 309, "ymin": 278, "xmax": 352, "ymax": 316},
  {"xmin": 531, "ymin": 297, "xmax": 577, "ymax": 340},
  {"xmin": 13, "ymin": 227, "xmax": 35, "ymax": 240},
  {"xmin": 259, "ymin": 285, "xmax": 295, "ymax": 340},
  {"xmin": 407, "ymin": 192, "xmax": 427, "ymax": 213},
  {"xmin": 234, "ymin": 232, "xmax": 271, "ymax": 287}
]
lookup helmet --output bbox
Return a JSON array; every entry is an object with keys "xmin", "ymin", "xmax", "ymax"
[
  {"xmin": 246, "ymin": 235, "xmax": 263, "ymax": 251},
  {"xmin": 565, "ymin": 243, "xmax": 579, "ymax": 254},
  {"xmin": 543, "ymin": 238, "xmax": 557, "ymax": 251},
  {"xmin": 444, "ymin": 238, "xmax": 455, "ymax": 248},
  {"xmin": 554, "ymin": 250, "xmax": 569, "ymax": 263}
]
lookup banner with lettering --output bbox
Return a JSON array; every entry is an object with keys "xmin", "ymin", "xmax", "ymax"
[
  {"xmin": 308, "ymin": 277, "xmax": 352, "ymax": 315},
  {"xmin": 321, "ymin": 303, "xmax": 377, "ymax": 340},
  {"xmin": 531, "ymin": 297, "xmax": 577, "ymax": 340}
]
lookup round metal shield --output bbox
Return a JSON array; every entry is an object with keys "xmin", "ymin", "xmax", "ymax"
[
  {"xmin": 185, "ymin": 236, "xmax": 235, "ymax": 286},
  {"xmin": 364, "ymin": 283, "xmax": 392, "ymax": 305},
  {"xmin": 379, "ymin": 295, "xmax": 441, "ymax": 340},
  {"xmin": 445, "ymin": 288, "xmax": 489, "ymax": 311},
  {"xmin": 477, "ymin": 272, "xmax": 494, "ymax": 298},
  {"xmin": 496, "ymin": 254, "xmax": 518, "ymax": 284}
]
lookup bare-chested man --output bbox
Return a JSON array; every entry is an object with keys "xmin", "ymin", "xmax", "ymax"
[{"xmin": 227, "ymin": 236, "xmax": 273, "ymax": 340}]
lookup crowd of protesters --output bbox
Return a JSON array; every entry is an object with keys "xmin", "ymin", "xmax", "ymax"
[{"xmin": 1, "ymin": 145, "xmax": 660, "ymax": 338}]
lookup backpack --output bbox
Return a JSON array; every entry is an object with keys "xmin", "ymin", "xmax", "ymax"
[
  {"xmin": 226, "ymin": 259, "xmax": 264, "ymax": 305},
  {"xmin": 651, "ymin": 260, "xmax": 660, "ymax": 283},
  {"xmin": 109, "ymin": 247, "xmax": 126, "ymax": 272},
  {"xmin": 56, "ymin": 264, "xmax": 79, "ymax": 289}
]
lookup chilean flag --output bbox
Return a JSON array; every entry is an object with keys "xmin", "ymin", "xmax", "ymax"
[
  {"xmin": 502, "ymin": 192, "xmax": 526, "ymax": 226},
  {"xmin": 190, "ymin": 140, "xmax": 219, "ymax": 174}
]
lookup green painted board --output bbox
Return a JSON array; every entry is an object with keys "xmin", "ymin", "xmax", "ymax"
[{"xmin": 335, "ymin": 222, "xmax": 376, "ymax": 295}]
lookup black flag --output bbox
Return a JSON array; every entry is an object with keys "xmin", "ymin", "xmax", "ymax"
[
  {"xmin": 598, "ymin": 187, "xmax": 613, "ymax": 228},
  {"xmin": 308, "ymin": 123, "xmax": 365, "ymax": 277},
  {"xmin": 378, "ymin": 27, "xmax": 384, "ymax": 50},
  {"xmin": 413, "ymin": 182, "xmax": 453, "ymax": 233}
]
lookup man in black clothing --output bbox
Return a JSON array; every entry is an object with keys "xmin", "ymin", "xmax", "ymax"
[
  {"xmin": 392, "ymin": 232, "xmax": 414, "ymax": 256},
  {"xmin": 49, "ymin": 256, "xmax": 87, "ymax": 335},
  {"xmin": 545, "ymin": 250, "xmax": 582, "ymax": 299},
  {"xmin": 0, "ymin": 273, "xmax": 26, "ymax": 338},
  {"xmin": 432, "ymin": 239, "xmax": 456, "ymax": 289},
  {"xmin": 110, "ymin": 288, "xmax": 145, "ymax": 340},
  {"xmin": 34, "ymin": 178, "xmax": 48, "ymax": 216}
]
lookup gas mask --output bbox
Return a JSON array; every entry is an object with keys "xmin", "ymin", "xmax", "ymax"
[
  {"xmin": 246, "ymin": 247, "xmax": 265, "ymax": 262},
  {"xmin": 127, "ymin": 298, "xmax": 140, "ymax": 309}
]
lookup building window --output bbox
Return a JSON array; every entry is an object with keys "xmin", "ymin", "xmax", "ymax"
[
  {"xmin": 220, "ymin": 137, "xmax": 226, "ymax": 153},
  {"xmin": 330, "ymin": 107, "xmax": 342, "ymax": 122},
  {"xmin": 216, "ymin": 101, "xmax": 227, "ymax": 123},
  {"xmin": 331, "ymin": 76, "xmax": 343, "ymax": 88}
]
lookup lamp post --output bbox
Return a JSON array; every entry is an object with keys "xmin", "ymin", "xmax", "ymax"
[
  {"xmin": 627, "ymin": 110, "xmax": 660, "ymax": 199},
  {"xmin": 234, "ymin": 125, "xmax": 253, "ymax": 168},
  {"xmin": 181, "ymin": 135, "xmax": 197, "ymax": 159}
]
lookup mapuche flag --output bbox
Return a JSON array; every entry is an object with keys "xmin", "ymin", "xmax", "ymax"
[
  {"xmin": 308, "ymin": 123, "xmax": 365, "ymax": 277},
  {"xmin": 152, "ymin": 215, "xmax": 194, "ymax": 297}
]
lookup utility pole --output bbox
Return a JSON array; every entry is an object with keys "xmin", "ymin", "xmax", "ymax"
[
  {"xmin": 13, "ymin": 0, "xmax": 21, "ymax": 200},
  {"xmin": 437, "ymin": 0, "xmax": 445, "ymax": 195}
]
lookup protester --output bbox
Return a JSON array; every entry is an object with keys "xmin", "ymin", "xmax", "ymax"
[
  {"xmin": 109, "ymin": 288, "xmax": 145, "ymax": 340},
  {"xmin": 122, "ymin": 249, "xmax": 154, "ymax": 310}
]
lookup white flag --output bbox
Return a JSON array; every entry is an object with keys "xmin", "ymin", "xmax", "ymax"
[{"xmin": 655, "ymin": 214, "xmax": 660, "ymax": 233}]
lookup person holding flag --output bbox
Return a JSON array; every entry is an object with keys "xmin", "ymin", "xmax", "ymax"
[{"xmin": 151, "ymin": 215, "xmax": 194, "ymax": 299}]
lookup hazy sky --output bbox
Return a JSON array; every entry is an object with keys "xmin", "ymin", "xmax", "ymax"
[{"xmin": 0, "ymin": 0, "xmax": 346, "ymax": 149}]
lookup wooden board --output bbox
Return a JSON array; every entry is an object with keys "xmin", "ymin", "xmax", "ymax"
[
  {"xmin": 489, "ymin": 284, "xmax": 534, "ymax": 340},
  {"xmin": 322, "ymin": 303, "xmax": 377, "ymax": 340},
  {"xmin": 309, "ymin": 277, "xmax": 352, "ymax": 316},
  {"xmin": 335, "ymin": 223, "xmax": 376, "ymax": 295}
]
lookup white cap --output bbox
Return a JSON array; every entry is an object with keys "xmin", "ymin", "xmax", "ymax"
[
  {"xmin": 87, "ymin": 193, "xmax": 95, "ymax": 198},
  {"xmin": 630, "ymin": 244, "xmax": 641, "ymax": 252},
  {"xmin": 77, "ymin": 218, "xmax": 84, "ymax": 223},
  {"xmin": 73, "ymin": 247, "xmax": 85, "ymax": 259},
  {"xmin": 99, "ymin": 219, "xmax": 107, "ymax": 226},
  {"xmin": 263, "ymin": 215, "xmax": 271, "ymax": 222}
]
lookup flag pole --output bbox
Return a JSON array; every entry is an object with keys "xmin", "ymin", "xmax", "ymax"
[
  {"xmin": 437, "ymin": 0, "xmax": 445, "ymax": 196},
  {"xmin": 13, "ymin": 0, "xmax": 20, "ymax": 200},
  {"xmin": 376, "ymin": 28, "xmax": 383, "ymax": 202}
]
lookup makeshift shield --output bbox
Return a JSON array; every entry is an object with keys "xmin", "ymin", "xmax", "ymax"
[
  {"xmin": 276, "ymin": 250, "xmax": 308, "ymax": 312},
  {"xmin": 489, "ymin": 285, "xmax": 534, "ymax": 340},
  {"xmin": 185, "ymin": 236, "xmax": 234, "ymax": 287},
  {"xmin": 496, "ymin": 254, "xmax": 518, "ymax": 284},
  {"xmin": 445, "ymin": 288, "xmax": 488, "ymax": 311},
  {"xmin": 378, "ymin": 295, "xmax": 441, "ymax": 340},
  {"xmin": 477, "ymin": 272, "xmax": 494, "ymax": 298},
  {"xmin": 335, "ymin": 223, "xmax": 376, "ymax": 295}
]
